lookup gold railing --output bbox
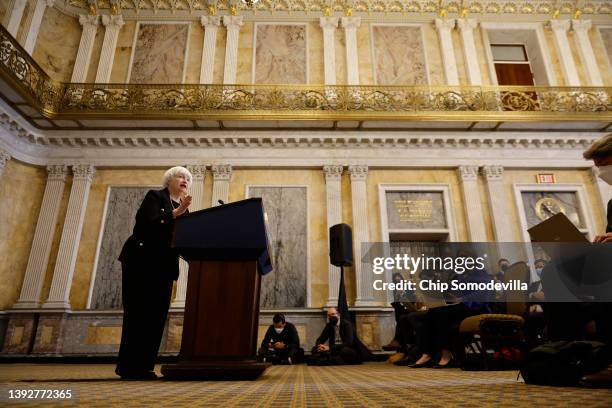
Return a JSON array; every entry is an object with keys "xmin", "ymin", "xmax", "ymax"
[{"xmin": 1, "ymin": 24, "xmax": 611, "ymax": 122}]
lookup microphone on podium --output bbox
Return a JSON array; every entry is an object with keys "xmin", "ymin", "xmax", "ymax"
[{"xmin": 218, "ymin": 199, "xmax": 225, "ymax": 205}]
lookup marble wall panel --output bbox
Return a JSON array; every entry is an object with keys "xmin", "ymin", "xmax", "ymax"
[
  {"xmin": 248, "ymin": 186, "xmax": 307, "ymax": 308},
  {"xmin": 308, "ymin": 21, "xmax": 324, "ymax": 84},
  {"xmin": 15, "ymin": 0, "xmax": 34, "ymax": 44},
  {"xmin": 254, "ymin": 24, "xmax": 307, "ymax": 84},
  {"xmin": 0, "ymin": 1, "xmax": 9, "ymax": 25},
  {"xmin": 371, "ymin": 25, "xmax": 427, "ymax": 85},
  {"xmin": 236, "ymin": 21, "xmax": 253, "ymax": 84},
  {"xmin": 129, "ymin": 23, "xmax": 189, "ymax": 84},
  {"xmin": 422, "ymin": 24, "xmax": 445, "ymax": 85},
  {"xmin": 90, "ymin": 187, "xmax": 150, "ymax": 309},
  {"xmin": 185, "ymin": 21, "xmax": 204, "ymax": 84},
  {"xmin": 31, "ymin": 7, "xmax": 81, "ymax": 82},
  {"xmin": 591, "ymin": 29, "xmax": 612, "ymax": 86},
  {"xmin": 357, "ymin": 24, "xmax": 373, "ymax": 85}
]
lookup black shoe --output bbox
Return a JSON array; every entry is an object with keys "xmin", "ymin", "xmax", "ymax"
[
  {"xmin": 393, "ymin": 357, "xmax": 417, "ymax": 366},
  {"xmin": 408, "ymin": 359, "xmax": 434, "ymax": 368},
  {"xmin": 433, "ymin": 358, "xmax": 456, "ymax": 369},
  {"xmin": 117, "ymin": 370, "xmax": 158, "ymax": 380}
]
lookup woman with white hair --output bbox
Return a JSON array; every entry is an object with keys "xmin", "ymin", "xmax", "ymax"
[{"xmin": 115, "ymin": 166, "xmax": 193, "ymax": 380}]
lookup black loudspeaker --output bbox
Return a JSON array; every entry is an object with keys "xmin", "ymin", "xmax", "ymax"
[{"xmin": 329, "ymin": 223, "xmax": 353, "ymax": 267}]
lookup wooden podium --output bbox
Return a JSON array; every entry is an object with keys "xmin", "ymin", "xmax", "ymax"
[{"xmin": 161, "ymin": 198, "xmax": 273, "ymax": 380}]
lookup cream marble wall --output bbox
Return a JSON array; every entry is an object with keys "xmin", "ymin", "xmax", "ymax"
[
  {"xmin": 109, "ymin": 20, "xmax": 137, "ymax": 83},
  {"xmin": 308, "ymin": 21, "xmax": 323, "ymax": 84},
  {"xmin": 228, "ymin": 169, "xmax": 328, "ymax": 307},
  {"xmin": 371, "ymin": 25, "xmax": 427, "ymax": 85},
  {"xmin": 15, "ymin": 0, "xmax": 35, "ymax": 45},
  {"xmin": 568, "ymin": 30, "xmax": 589, "ymax": 86},
  {"xmin": 0, "ymin": 160, "xmax": 46, "ymax": 310},
  {"xmin": 235, "ymin": 21, "xmax": 254, "ymax": 84},
  {"xmin": 31, "ymin": 7, "xmax": 80, "ymax": 82},
  {"xmin": 474, "ymin": 27, "xmax": 492, "ymax": 85},
  {"xmin": 422, "ymin": 23, "xmax": 445, "ymax": 85},
  {"xmin": 453, "ymin": 29, "xmax": 469, "ymax": 86},
  {"xmin": 129, "ymin": 23, "xmax": 189, "ymax": 83},
  {"xmin": 0, "ymin": 1, "xmax": 9, "ymax": 25},
  {"xmin": 357, "ymin": 24, "xmax": 373, "ymax": 85},
  {"xmin": 186, "ymin": 21, "xmax": 204, "ymax": 84},
  {"xmin": 335, "ymin": 26, "xmax": 347, "ymax": 84},
  {"xmin": 254, "ymin": 24, "xmax": 307, "ymax": 84},
  {"xmin": 501, "ymin": 169, "xmax": 607, "ymax": 243}
]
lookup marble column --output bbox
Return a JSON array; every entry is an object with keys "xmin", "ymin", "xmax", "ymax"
[
  {"xmin": 320, "ymin": 17, "xmax": 339, "ymax": 85},
  {"xmin": 571, "ymin": 20, "xmax": 603, "ymax": 86},
  {"xmin": 549, "ymin": 19, "xmax": 580, "ymax": 86},
  {"xmin": 24, "ymin": 0, "xmax": 54, "ymax": 54},
  {"xmin": 456, "ymin": 18, "xmax": 482, "ymax": 85},
  {"xmin": 171, "ymin": 164, "xmax": 206, "ymax": 309},
  {"xmin": 0, "ymin": 149, "xmax": 10, "ymax": 178},
  {"xmin": 222, "ymin": 16, "xmax": 243, "ymax": 85},
  {"xmin": 200, "ymin": 16, "xmax": 221, "ymax": 84},
  {"xmin": 5, "ymin": 0, "xmax": 27, "ymax": 37},
  {"xmin": 590, "ymin": 167, "xmax": 612, "ymax": 218},
  {"xmin": 14, "ymin": 165, "xmax": 68, "ymax": 309},
  {"xmin": 71, "ymin": 15, "xmax": 100, "ymax": 83},
  {"xmin": 43, "ymin": 164, "xmax": 95, "ymax": 309},
  {"xmin": 211, "ymin": 164, "xmax": 232, "ymax": 206},
  {"xmin": 435, "ymin": 18, "xmax": 459, "ymax": 86},
  {"xmin": 341, "ymin": 17, "xmax": 361, "ymax": 85},
  {"xmin": 324, "ymin": 165, "xmax": 343, "ymax": 306},
  {"xmin": 482, "ymin": 165, "xmax": 513, "ymax": 242},
  {"xmin": 95, "ymin": 15, "xmax": 124, "ymax": 83},
  {"xmin": 458, "ymin": 166, "xmax": 487, "ymax": 242},
  {"xmin": 349, "ymin": 165, "xmax": 375, "ymax": 307}
]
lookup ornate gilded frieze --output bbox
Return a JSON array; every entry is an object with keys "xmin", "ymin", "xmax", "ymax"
[{"xmin": 60, "ymin": 0, "xmax": 610, "ymax": 16}]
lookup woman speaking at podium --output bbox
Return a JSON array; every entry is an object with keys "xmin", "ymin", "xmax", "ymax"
[{"xmin": 115, "ymin": 166, "xmax": 193, "ymax": 380}]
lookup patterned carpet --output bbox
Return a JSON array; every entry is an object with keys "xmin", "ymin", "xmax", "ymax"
[{"xmin": 0, "ymin": 363, "xmax": 611, "ymax": 407}]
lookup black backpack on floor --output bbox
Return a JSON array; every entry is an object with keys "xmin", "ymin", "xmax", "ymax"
[{"xmin": 520, "ymin": 341, "xmax": 610, "ymax": 386}]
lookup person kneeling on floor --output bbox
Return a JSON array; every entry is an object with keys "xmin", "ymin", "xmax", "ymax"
[{"xmin": 258, "ymin": 313, "xmax": 303, "ymax": 365}]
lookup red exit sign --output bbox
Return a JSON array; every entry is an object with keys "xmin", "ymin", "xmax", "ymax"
[{"xmin": 537, "ymin": 174, "xmax": 556, "ymax": 184}]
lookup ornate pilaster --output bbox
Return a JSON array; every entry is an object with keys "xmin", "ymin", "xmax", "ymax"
[
  {"xmin": 0, "ymin": 149, "xmax": 10, "ymax": 178},
  {"xmin": 341, "ymin": 17, "xmax": 361, "ymax": 85},
  {"xmin": 324, "ymin": 165, "xmax": 343, "ymax": 306},
  {"xmin": 349, "ymin": 165, "xmax": 375, "ymax": 306},
  {"xmin": 43, "ymin": 164, "xmax": 95, "ymax": 309},
  {"xmin": 95, "ymin": 15, "xmax": 124, "ymax": 83},
  {"xmin": 457, "ymin": 166, "xmax": 487, "ymax": 242},
  {"xmin": 222, "ymin": 16, "xmax": 243, "ymax": 84},
  {"xmin": 571, "ymin": 20, "xmax": 603, "ymax": 86},
  {"xmin": 14, "ymin": 165, "xmax": 68, "ymax": 309},
  {"xmin": 320, "ymin": 17, "xmax": 339, "ymax": 85},
  {"xmin": 456, "ymin": 18, "xmax": 482, "ymax": 85},
  {"xmin": 549, "ymin": 19, "xmax": 580, "ymax": 86},
  {"xmin": 171, "ymin": 164, "xmax": 207, "ymax": 309},
  {"xmin": 200, "ymin": 16, "xmax": 221, "ymax": 84},
  {"xmin": 435, "ymin": 18, "xmax": 459, "ymax": 85},
  {"xmin": 71, "ymin": 15, "xmax": 100, "ymax": 83},
  {"xmin": 211, "ymin": 164, "xmax": 232, "ymax": 206},
  {"xmin": 5, "ymin": 0, "xmax": 27, "ymax": 37},
  {"xmin": 482, "ymin": 165, "xmax": 513, "ymax": 242}
]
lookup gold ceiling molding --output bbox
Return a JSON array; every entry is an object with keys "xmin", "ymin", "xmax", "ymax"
[
  {"xmin": 59, "ymin": 0, "xmax": 611, "ymax": 16},
  {"xmin": 0, "ymin": 23, "xmax": 611, "ymax": 124}
]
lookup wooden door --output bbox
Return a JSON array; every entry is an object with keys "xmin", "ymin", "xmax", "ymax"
[{"xmin": 494, "ymin": 63, "xmax": 537, "ymax": 111}]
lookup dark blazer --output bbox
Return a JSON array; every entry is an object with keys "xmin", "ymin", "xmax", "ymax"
[
  {"xmin": 118, "ymin": 188, "xmax": 187, "ymax": 280},
  {"xmin": 260, "ymin": 322, "xmax": 300, "ymax": 351},
  {"xmin": 607, "ymin": 198, "xmax": 611, "ymax": 233},
  {"xmin": 315, "ymin": 319, "xmax": 374, "ymax": 360}
]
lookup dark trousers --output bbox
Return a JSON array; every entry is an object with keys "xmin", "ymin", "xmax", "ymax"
[
  {"xmin": 546, "ymin": 302, "xmax": 612, "ymax": 345},
  {"xmin": 310, "ymin": 346, "xmax": 361, "ymax": 365},
  {"xmin": 116, "ymin": 261, "xmax": 174, "ymax": 374},
  {"xmin": 419, "ymin": 304, "xmax": 474, "ymax": 355},
  {"xmin": 396, "ymin": 310, "xmax": 428, "ymax": 348}
]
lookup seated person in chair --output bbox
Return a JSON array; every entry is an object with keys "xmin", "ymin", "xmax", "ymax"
[
  {"xmin": 310, "ymin": 308, "xmax": 365, "ymax": 365},
  {"xmin": 258, "ymin": 313, "xmax": 302, "ymax": 364}
]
